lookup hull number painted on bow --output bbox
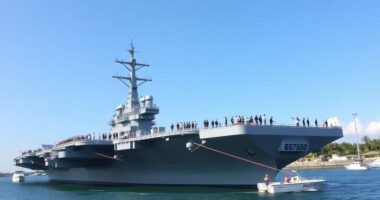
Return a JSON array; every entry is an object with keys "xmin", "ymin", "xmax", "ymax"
[{"xmin": 279, "ymin": 143, "xmax": 309, "ymax": 152}]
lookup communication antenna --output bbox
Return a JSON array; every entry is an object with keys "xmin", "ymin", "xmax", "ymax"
[{"xmin": 113, "ymin": 43, "xmax": 151, "ymax": 110}]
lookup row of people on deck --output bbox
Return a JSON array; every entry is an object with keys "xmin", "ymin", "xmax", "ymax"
[
  {"xmin": 171, "ymin": 121, "xmax": 198, "ymax": 131},
  {"xmin": 173, "ymin": 115, "xmax": 337, "ymax": 130},
  {"xmin": 101, "ymin": 132, "xmax": 121, "ymax": 140},
  {"xmin": 28, "ymin": 115, "xmax": 337, "ymax": 152},
  {"xmin": 56, "ymin": 134, "xmax": 95, "ymax": 145},
  {"xmin": 202, "ymin": 115, "xmax": 276, "ymax": 129},
  {"xmin": 293, "ymin": 117, "xmax": 337, "ymax": 128},
  {"xmin": 203, "ymin": 119, "xmax": 221, "ymax": 128},
  {"xmin": 227, "ymin": 115, "xmax": 275, "ymax": 126},
  {"xmin": 21, "ymin": 148, "xmax": 43, "ymax": 155},
  {"xmin": 55, "ymin": 131, "xmax": 136, "ymax": 146}
]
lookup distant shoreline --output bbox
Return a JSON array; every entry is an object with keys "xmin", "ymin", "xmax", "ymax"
[
  {"xmin": 0, "ymin": 173, "xmax": 12, "ymax": 177},
  {"xmin": 285, "ymin": 160, "xmax": 351, "ymax": 170}
]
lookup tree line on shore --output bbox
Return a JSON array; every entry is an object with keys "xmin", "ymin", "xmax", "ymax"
[{"xmin": 311, "ymin": 136, "xmax": 380, "ymax": 158}]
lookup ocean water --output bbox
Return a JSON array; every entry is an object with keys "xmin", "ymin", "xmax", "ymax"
[{"xmin": 1, "ymin": 168, "xmax": 380, "ymax": 200}]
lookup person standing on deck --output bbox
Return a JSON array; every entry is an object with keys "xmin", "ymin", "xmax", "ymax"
[
  {"xmin": 263, "ymin": 115, "xmax": 267, "ymax": 126},
  {"xmin": 302, "ymin": 118, "xmax": 306, "ymax": 127},
  {"xmin": 315, "ymin": 118, "xmax": 318, "ymax": 127},
  {"xmin": 270, "ymin": 117, "xmax": 274, "ymax": 126}
]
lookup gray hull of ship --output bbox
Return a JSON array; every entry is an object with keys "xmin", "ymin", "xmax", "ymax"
[{"xmin": 46, "ymin": 126, "xmax": 342, "ymax": 186}]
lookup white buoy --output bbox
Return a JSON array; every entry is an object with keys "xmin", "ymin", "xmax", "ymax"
[{"xmin": 186, "ymin": 142, "xmax": 193, "ymax": 149}]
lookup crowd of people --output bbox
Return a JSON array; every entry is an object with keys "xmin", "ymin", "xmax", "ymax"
[
  {"xmin": 171, "ymin": 121, "xmax": 198, "ymax": 131},
  {"xmin": 180, "ymin": 115, "xmax": 337, "ymax": 130},
  {"xmin": 203, "ymin": 119, "xmax": 222, "ymax": 128},
  {"xmin": 55, "ymin": 132, "xmax": 124, "ymax": 146},
  {"xmin": 101, "ymin": 132, "xmax": 123, "ymax": 140},
  {"xmin": 21, "ymin": 115, "xmax": 338, "ymax": 154},
  {"xmin": 293, "ymin": 117, "xmax": 336, "ymax": 128},
  {"xmin": 21, "ymin": 148, "xmax": 42, "ymax": 155},
  {"xmin": 169, "ymin": 115, "xmax": 278, "ymax": 131},
  {"xmin": 204, "ymin": 115, "xmax": 276, "ymax": 128},
  {"xmin": 56, "ymin": 134, "xmax": 94, "ymax": 146},
  {"xmin": 228, "ymin": 115, "xmax": 275, "ymax": 126}
]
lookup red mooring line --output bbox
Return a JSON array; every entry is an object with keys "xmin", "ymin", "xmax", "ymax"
[
  {"xmin": 193, "ymin": 142, "xmax": 281, "ymax": 172},
  {"xmin": 92, "ymin": 152, "xmax": 124, "ymax": 162}
]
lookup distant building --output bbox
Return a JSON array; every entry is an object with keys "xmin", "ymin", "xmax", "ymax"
[
  {"xmin": 329, "ymin": 154, "xmax": 347, "ymax": 162},
  {"xmin": 345, "ymin": 155, "xmax": 359, "ymax": 160},
  {"xmin": 363, "ymin": 151, "xmax": 380, "ymax": 159}
]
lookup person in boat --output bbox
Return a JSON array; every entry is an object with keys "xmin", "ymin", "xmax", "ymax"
[
  {"xmin": 264, "ymin": 174, "xmax": 270, "ymax": 186},
  {"xmin": 283, "ymin": 176, "xmax": 289, "ymax": 183}
]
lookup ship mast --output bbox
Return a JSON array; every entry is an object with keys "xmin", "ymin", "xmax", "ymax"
[
  {"xmin": 113, "ymin": 43, "xmax": 151, "ymax": 111},
  {"xmin": 352, "ymin": 113, "xmax": 361, "ymax": 160}
]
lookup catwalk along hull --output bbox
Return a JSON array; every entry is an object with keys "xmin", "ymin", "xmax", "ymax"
[{"xmin": 45, "ymin": 125, "xmax": 342, "ymax": 187}]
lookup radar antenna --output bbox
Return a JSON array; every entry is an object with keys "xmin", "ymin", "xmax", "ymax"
[
  {"xmin": 129, "ymin": 41, "xmax": 135, "ymax": 59},
  {"xmin": 113, "ymin": 43, "xmax": 151, "ymax": 110}
]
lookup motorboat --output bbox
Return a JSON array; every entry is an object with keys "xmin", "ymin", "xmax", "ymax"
[
  {"xmin": 368, "ymin": 158, "xmax": 380, "ymax": 168},
  {"xmin": 257, "ymin": 176, "xmax": 325, "ymax": 194},
  {"xmin": 12, "ymin": 171, "xmax": 25, "ymax": 183},
  {"xmin": 345, "ymin": 161, "xmax": 368, "ymax": 170}
]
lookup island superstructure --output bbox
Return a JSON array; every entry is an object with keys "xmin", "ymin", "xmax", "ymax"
[{"xmin": 14, "ymin": 45, "xmax": 343, "ymax": 187}]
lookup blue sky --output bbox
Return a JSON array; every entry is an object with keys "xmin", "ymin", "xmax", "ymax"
[{"xmin": 1, "ymin": 0, "xmax": 380, "ymax": 172}]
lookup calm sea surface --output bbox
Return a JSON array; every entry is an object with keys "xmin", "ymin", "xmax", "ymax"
[{"xmin": 1, "ymin": 168, "xmax": 380, "ymax": 200}]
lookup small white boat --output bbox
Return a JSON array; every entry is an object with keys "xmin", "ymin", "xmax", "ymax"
[
  {"xmin": 345, "ymin": 161, "xmax": 368, "ymax": 170},
  {"xmin": 368, "ymin": 159, "xmax": 380, "ymax": 168},
  {"xmin": 345, "ymin": 114, "xmax": 368, "ymax": 171},
  {"xmin": 257, "ymin": 176, "xmax": 325, "ymax": 194},
  {"xmin": 12, "ymin": 171, "xmax": 25, "ymax": 183}
]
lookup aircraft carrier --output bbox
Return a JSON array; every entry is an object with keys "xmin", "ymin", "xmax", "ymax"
[{"xmin": 14, "ymin": 44, "xmax": 343, "ymax": 187}]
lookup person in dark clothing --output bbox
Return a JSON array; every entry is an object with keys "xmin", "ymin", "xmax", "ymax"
[
  {"xmin": 255, "ymin": 115, "xmax": 259, "ymax": 125},
  {"xmin": 225, "ymin": 116, "xmax": 228, "ymax": 126},
  {"xmin": 249, "ymin": 116, "xmax": 254, "ymax": 124},
  {"xmin": 259, "ymin": 115, "xmax": 263, "ymax": 125},
  {"xmin": 306, "ymin": 118, "xmax": 310, "ymax": 127},
  {"xmin": 211, "ymin": 120, "xmax": 215, "ymax": 128},
  {"xmin": 315, "ymin": 118, "xmax": 318, "ymax": 127},
  {"xmin": 324, "ymin": 119, "xmax": 328, "ymax": 128},
  {"xmin": 171, "ymin": 123, "xmax": 174, "ymax": 131},
  {"xmin": 270, "ymin": 117, "xmax": 274, "ymax": 126},
  {"xmin": 302, "ymin": 118, "xmax": 306, "ymax": 127},
  {"xmin": 295, "ymin": 117, "xmax": 300, "ymax": 127},
  {"xmin": 264, "ymin": 174, "xmax": 270, "ymax": 186},
  {"xmin": 231, "ymin": 116, "xmax": 234, "ymax": 125},
  {"xmin": 263, "ymin": 114, "xmax": 267, "ymax": 126},
  {"xmin": 215, "ymin": 120, "xmax": 219, "ymax": 127}
]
